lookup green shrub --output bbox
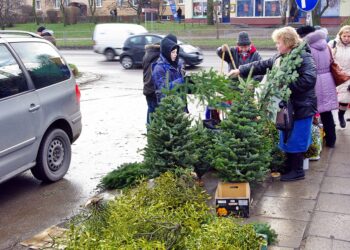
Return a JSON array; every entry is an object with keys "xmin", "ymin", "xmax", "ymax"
[
  {"xmin": 100, "ymin": 162, "xmax": 154, "ymax": 190},
  {"xmin": 61, "ymin": 172, "xmax": 262, "ymax": 249}
]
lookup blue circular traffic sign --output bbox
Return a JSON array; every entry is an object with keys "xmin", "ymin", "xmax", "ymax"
[{"xmin": 295, "ymin": 0, "xmax": 319, "ymax": 11}]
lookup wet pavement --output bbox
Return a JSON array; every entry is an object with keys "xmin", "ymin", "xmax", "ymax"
[{"xmin": 247, "ymin": 123, "xmax": 350, "ymax": 249}]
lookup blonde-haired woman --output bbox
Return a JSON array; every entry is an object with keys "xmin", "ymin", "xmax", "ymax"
[
  {"xmin": 329, "ymin": 25, "xmax": 350, "ymax": 128},
  {"xmin": 229, "ymin": 27, "xmax": 317, "ymax": 182}
]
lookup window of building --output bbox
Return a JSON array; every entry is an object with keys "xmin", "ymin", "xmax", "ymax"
[
  {"xmin": 178, "ymin": 0, "xmax": 184, "ymax": 4},
  {"xmin": 237, "ymin": 0, "xmax": 280, "ymax": 17},
  {"xmin": 96, "ymin": 0, "xmax": 102, "ymax": 7},
  {"xmin": 54, "ymin": 0, "xmax": 70, "ymax": 8},
  {"xmin": 193, "ymin": 0, "xmax": 207, "ymax": 17},
  {"xmin": 264, "ymin": 0, "xmax": 280, "ymax": 16},
  {"xmin": 0, "ymin": 45, "xmax": 28, "ymax": 99},
  {"xmin": 11, "ymin": 42, "xmax": 71, "ymax": 89},
  {"xmin": 35, "ymin": 0, "xmax": 41, "ymax": 10},
  {"xmin": 54, "ymin": 0, "xmax": 60, "ymax": 9},
  {"xmin": 237, "ymin": 0, "xmax": 253, "ymax": 17}
]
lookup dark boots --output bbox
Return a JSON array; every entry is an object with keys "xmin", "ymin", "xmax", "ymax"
[
  {"xmin": 338, "ymin": 110, "xmax": 346, "ymax": 128},
  {"xmin": 281, "ymin": 153, "xmax": 305, "ymax": 182},
  {"xmin": 320, "ymin": 111, "xmax": 336, "ymax": 147}
]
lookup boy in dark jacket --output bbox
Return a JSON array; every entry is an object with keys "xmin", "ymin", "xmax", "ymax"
[
  {"xmin": 143, "ymin": 34, "xmax": 178, "ymax": 124},
  {"xmin": 152, "ymin": 35, "xmax": 184, "ymax": 102}
]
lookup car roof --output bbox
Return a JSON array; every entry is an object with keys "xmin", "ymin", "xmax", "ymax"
[
  {"xmin": 0, "ymin": 30, "xmax": 46, "ymax": 43},
  {"xmin": 127, "ymin": 33, "xmax": 163, "ymax": 39}
]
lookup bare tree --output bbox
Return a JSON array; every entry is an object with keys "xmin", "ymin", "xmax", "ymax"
[
  {"xmin": 126, "ymin": 0, "xmax": 149, "ymax": 24},
  {"xmin": 0, "ymin": 0, "xmax": 23, "ymax": 29},
  {"xmin": 87, "ymin": 0, "xmax": 97, "ymax": 23},
  {"xmin": 207, "ymin": 0, "xmax": 214, "ymax": 25},
  {"xmin": 32, "ymin": 0, "xmax": 39, "ymax": 25},
  {"xmin": 312, "ymin": 0, "xmax": 340, "ymax": 25},
  {"xmin": 45, "ymin": 0, "xmax": 68, "ymax": 25},
  {"xmin": 279, "ymin": 0, "xmax": 338, "ymax": 25}
]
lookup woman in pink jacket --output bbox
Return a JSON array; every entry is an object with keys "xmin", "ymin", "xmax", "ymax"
[
  {"xmin": 297, "ymin": 26, "xmax": 338, "ymax": 147},
  {"xmin": 329, "ymin": 25, "xmax": 350, "ymax": 128}
]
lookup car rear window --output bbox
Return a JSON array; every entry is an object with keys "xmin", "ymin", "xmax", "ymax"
[
  {"xmin": 10, "ymin": 42, "xmax": 70, "ymax": 89},
  {"xmin": 0, "ymin": 44, "xmax": 28, "ymax": 99}
]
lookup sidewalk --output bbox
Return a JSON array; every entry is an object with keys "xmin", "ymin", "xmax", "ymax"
[{"xmin": 246, "ymin": 122, "xmax": 350, "ymax": 249}]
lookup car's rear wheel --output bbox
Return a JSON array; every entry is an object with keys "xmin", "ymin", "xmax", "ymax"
[
  {"xmin": 121, "ymin": 56, "xmax": 134, "ymax": 69},
  {"xmin": 31, "ymin": 128, "xmax": 71, "ymax": 182},
  {"xmin": 105, "ymin": 49, "xmax": 115, "ymax": 61}
]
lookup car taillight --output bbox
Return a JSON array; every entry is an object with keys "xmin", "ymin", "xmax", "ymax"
[{"xmin": 75, "ymin": 84, "xmax": 81, "ymax": 103}]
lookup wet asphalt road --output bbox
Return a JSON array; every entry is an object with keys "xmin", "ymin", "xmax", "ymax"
[{"xmin": 0, "ymin": 49, "xmax": 274, "ymax": 249}]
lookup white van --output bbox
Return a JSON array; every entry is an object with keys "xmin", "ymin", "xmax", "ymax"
[{"xmin": 93, "ymin": 23, "xmax": 148, "ymax": 61}]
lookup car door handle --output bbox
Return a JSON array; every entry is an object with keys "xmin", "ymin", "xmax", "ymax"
[{"xmin": 29, "ymin": 104, "xmax": 40, "ymax": 112}]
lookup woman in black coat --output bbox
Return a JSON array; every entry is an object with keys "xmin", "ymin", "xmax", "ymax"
[{"xmin": 229, "ymin": 27, "xmax": 317, "ymax": 182}]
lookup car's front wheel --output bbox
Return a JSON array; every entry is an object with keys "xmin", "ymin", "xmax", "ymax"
[
  {"xmin": 121, "ymin": 56, "xmax": 134, "ymax": 69},
  {"xmin": 31, "ymin": 128, "xmax": 71, "ymax": 182},
  {"xmin": 105, "ymin": 49, "xmax": 115, "ymax": 61}
]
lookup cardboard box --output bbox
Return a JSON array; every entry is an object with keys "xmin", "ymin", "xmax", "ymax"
[{"xmin": 215, "ymin": 182, "xmax": 250, "ymax": 218}]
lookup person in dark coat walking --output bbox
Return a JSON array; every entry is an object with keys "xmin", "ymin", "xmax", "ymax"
[
  {"xmin": 37, "ymin": 26, "xmax": 56, "ymax": 46},
  {"xmin": 177, "ymin": 7, "xmax": 182, "ymax": 23},
  {"xmin": 229, "ymin": 27, "xmax": 317, "ymax": 182},
  {"xmin": 297, "ymin": 25, "xmax": 338, "ymax": 148}
]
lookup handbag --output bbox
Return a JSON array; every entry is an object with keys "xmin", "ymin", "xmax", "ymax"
[
  {"xmin": 328, "ymin": 46, "xmax": 350, "ymax": 86},
  {"xmin": 275, "ymin": 101, "xmax": 294, "ymax": 143}
]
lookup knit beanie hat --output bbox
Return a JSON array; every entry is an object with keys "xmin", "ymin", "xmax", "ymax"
[
  {"xmin": 237, "ymin": 31, "xmax": 251, "ymax": 46},
  {"xmin": 296, "ymin": 25, "xmax": 316, "ymax": 38}
]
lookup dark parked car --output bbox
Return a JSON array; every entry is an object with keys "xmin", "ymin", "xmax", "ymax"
[{"xmin": 120, "ymin": 34, "xmax": 203, "ymax": 69}]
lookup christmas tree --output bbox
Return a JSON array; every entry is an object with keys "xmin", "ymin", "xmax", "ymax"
[
  {"xmin": 210, "ymin": 80, "xmax": 272, "ymax": 183},
  {"xmin": 144, "ymin": 95, "xmax": 196, "ymax": 175}
]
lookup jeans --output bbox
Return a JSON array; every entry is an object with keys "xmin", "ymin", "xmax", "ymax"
[{"xmin": 146, "ymin": 94, "xmax": 158, "ymax": 124}]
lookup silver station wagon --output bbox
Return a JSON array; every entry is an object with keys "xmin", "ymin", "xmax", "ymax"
[{"xmin": 0, "ymin": 31, "xmax": 82, "ymax": 183}]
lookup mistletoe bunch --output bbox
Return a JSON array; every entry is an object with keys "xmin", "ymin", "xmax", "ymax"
[{"xmin": 257, "ymin": 41, "xmax": 306, "ymax": 120}]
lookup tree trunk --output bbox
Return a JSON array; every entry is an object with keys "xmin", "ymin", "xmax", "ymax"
[
  {"xmin": 207, "ymin": 0, "xmax": 214, "ymax": 25},
  {"xmin": 32, "ymin": 0, "xmax": 39, "ymax": 25},
  {"xmin": 60, "ymin": 4, "xmax": 68, "ymax": 26},
  {"xmin": 280, "ymin": 0, "xmax": 288, "ymax": 25},
  {"xmin": 312, "ymin": 0, "xmax": 330, "ymax": 26}
]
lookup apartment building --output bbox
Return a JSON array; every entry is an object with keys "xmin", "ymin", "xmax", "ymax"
[{"xmin": 24, "ymin": 0, "xmax": 184, "ymax": 19}]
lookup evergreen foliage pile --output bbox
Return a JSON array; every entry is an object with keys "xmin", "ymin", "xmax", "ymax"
[
  {"xmin": 101, "ymin": 162, "xmax": 154, "ymax": 190},
  {"xmin": 62, "ymin": 172, "xmax": 264, "ymax": 249}
]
